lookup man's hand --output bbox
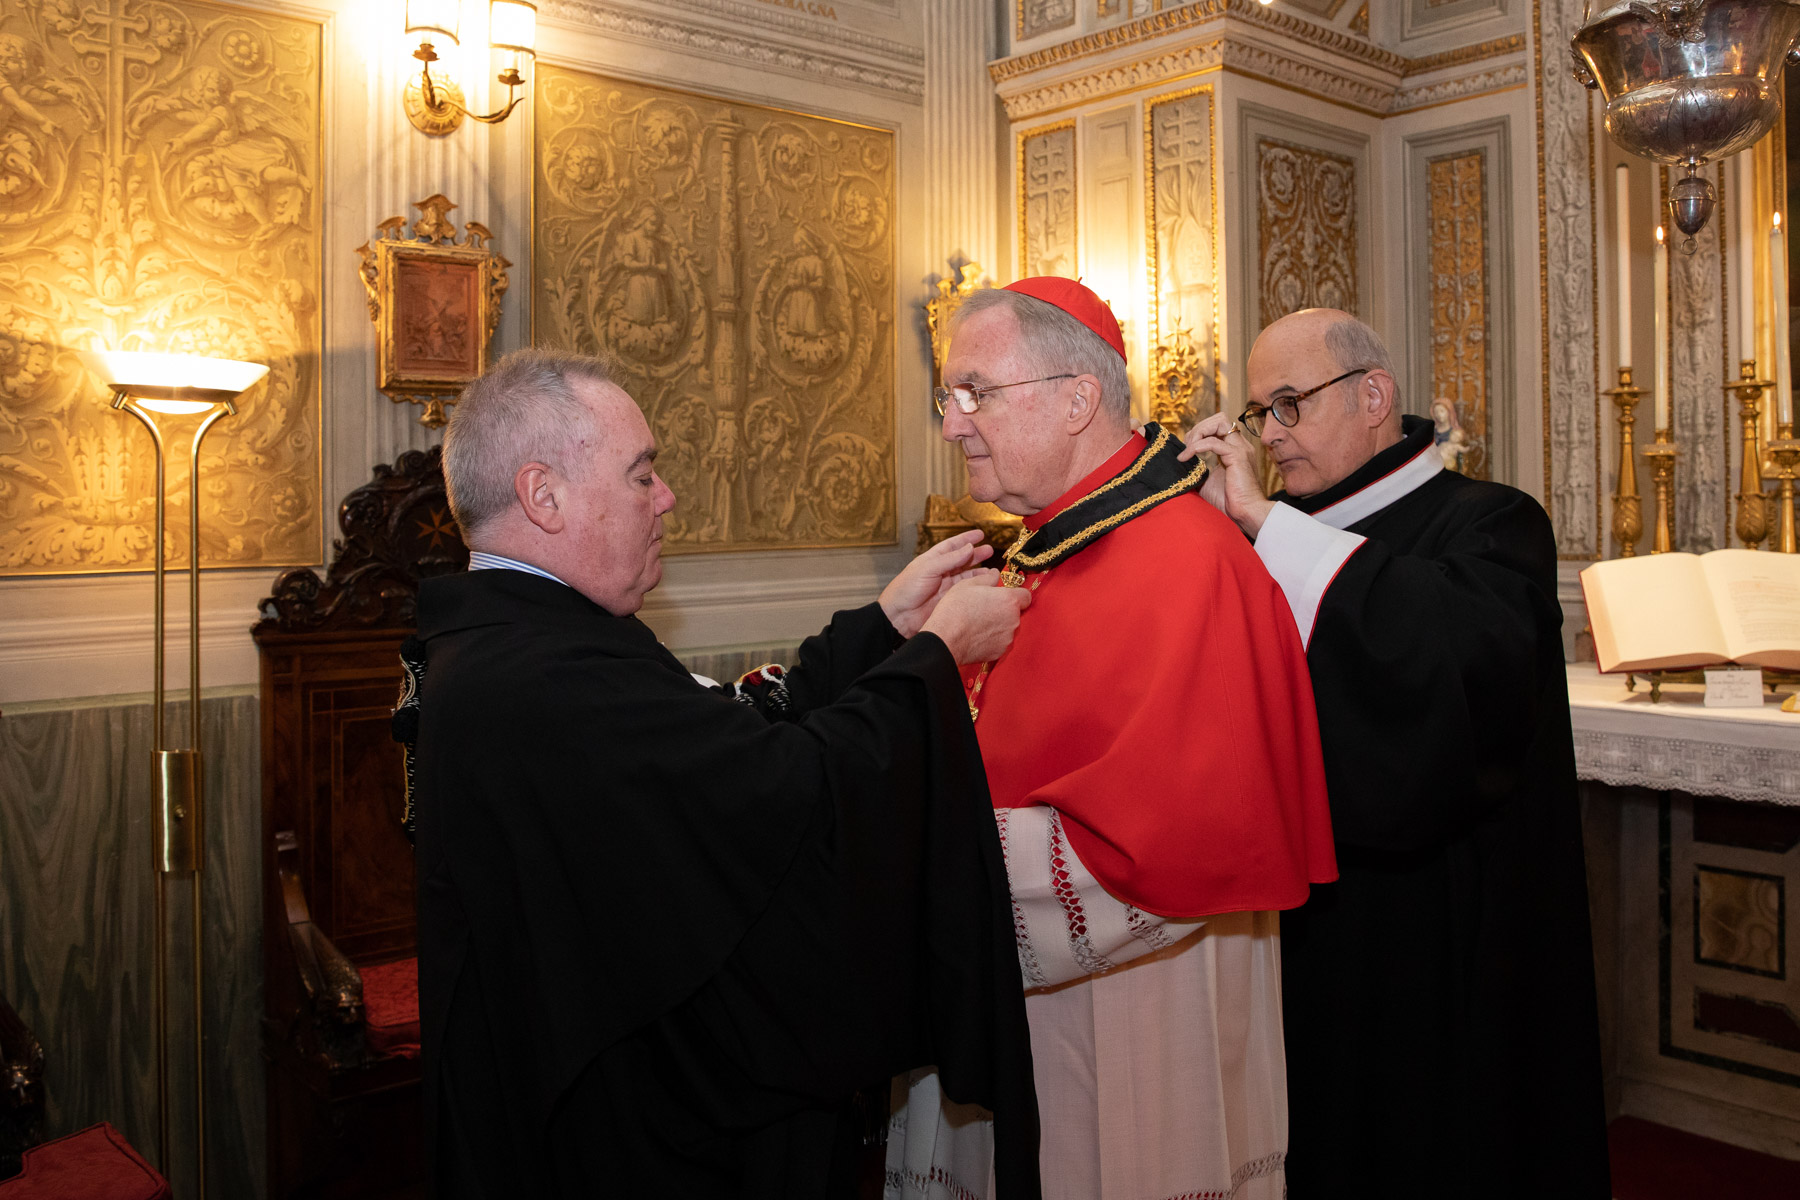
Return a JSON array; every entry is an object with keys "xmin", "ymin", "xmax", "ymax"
[
  {"xmin": 919, "ymin": 576, "xmax": 1031, "ymax": 665},
  {"xmin": 1177, "ymin": 413, "xmax": 1276, "ymax": 540},
  {"xmin": 879, "ymin": 529, "xmax": 996, "ymax": 637}
]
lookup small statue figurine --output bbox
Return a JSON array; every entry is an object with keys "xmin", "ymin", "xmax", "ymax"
[{"xmin": 1431, "ymin": 399, "xmax": 1470, "ymax": 474}]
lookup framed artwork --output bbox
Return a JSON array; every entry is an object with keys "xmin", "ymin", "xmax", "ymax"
[{"xmin": 357, "ymin": 194, "xmax": 510, "ymax": 426}]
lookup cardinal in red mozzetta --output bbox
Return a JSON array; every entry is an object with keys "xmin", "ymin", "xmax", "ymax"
[{"xmin": 886, "ymin": 277, "xmax": 1336, "ymax": 1200}]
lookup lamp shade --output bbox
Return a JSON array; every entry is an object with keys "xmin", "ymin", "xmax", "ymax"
[
  {"xmin": 83, "ymin": 350, "xmax": 269, "ymax": 410},
  {"xmin": 489, "ymin": 0, "xmax": 536, "ymax": 56},
  {"xmin": 406, "ymin": 0, "xmax": 461, "ymax": 45}
]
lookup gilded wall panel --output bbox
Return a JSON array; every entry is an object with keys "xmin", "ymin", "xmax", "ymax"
[
  {"xmin": 534, "ymin": 67, "xmax": 895, "ymax": 552},
  {"xmin": 1666, "ymin": 163, "xmax": 1728, "ymax": 553},
  {"xmin": 1536, "ymin": 0, "xmax": 1601, "ymax": 557},
  {"xmin": 1018, "ymin": 121, "xmax": 1077, "ymax": 279},
  {"xmin": 1257, "ymin": 136, "xmax": 1357, "ymax": 326},
  {"xmin": 1147, "ymin": 86, "xmax": 1217, "ymax": 420},
  {"xmin": 1428, "ymin": 150, "xmax": 1491, "ymax": 479},
  {"xmin": 1019, "ymin": 0, "xmax": 1075, "ymax": 41},
  {"xmin": 0, "ymin": 0, "xmax": 322, "ymax": 574}
]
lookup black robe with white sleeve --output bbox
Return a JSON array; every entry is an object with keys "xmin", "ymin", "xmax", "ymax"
[{"xmin": 1252, "ymin": 416, "xmax": 1609, "ymax": 1197}]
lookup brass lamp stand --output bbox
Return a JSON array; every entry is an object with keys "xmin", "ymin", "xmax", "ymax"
[
  {"xmin": 1726, "ymin": 360, "xmax": 1771, "ymax": 548},
  {"xmin": 83, "ymin": 351, "xmax": 267, "ymax": 1200},
  {"xmin": 1605, "ymin": 367, "xmax": 1646, "ymax": 555},
  {"xmin": 1772, "ymin": 425, "xmax": 1799, "ymax": 554}
]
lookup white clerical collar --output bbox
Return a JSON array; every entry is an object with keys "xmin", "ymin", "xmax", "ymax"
[
  {"xmin": 1304, "ymin": 440, "xmax": 1443, "ymax": 531},
  {"xmin": 467, "ymin": 550, "xmax": 569, "ymax": 588}
]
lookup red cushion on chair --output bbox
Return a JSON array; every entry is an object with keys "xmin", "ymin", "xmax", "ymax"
[
  {"xmin": 361, "ymin": 956, "xmax": 421, "ymax": 1059},
  {"xmin": 0, "ymin": 1122, "xmax": 170, "ymax": 1199}
]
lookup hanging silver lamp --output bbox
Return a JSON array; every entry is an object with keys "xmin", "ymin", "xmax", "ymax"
[{"xmin": 1573, "ymin": 0, "xmax": 1800, "ymax": 251}]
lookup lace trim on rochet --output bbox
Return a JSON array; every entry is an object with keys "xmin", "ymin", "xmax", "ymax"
[{"xmin": 1048, "ymin": 810, "xmax": 1114, "ymax": 976}]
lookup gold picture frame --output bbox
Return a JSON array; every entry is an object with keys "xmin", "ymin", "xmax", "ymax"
[{"xmin": 357, "ymin": 194, "xmax": 510, "ymax": 427}]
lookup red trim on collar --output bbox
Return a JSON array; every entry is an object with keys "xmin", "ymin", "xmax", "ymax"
[{"xmin": 1311, "ymin": 437, "xmax": 1436, "ymax": 520}]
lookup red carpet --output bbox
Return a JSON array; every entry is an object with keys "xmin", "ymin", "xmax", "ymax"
[{"xmin": 1609, "ymin": 1116, "xmax": 1800, "ymax": 1198}]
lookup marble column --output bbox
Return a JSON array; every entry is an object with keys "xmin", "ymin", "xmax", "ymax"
[{"xmin": 920, "ymin": 0, "xmax": 1003, "ymax": 499}]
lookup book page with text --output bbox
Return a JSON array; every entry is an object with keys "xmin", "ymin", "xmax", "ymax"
[
  {"xmin": 1702, "ymin": 549, "xmax": 1800, "ymax": 670},
  {"xmin": 1582, "ymin": 553, "xmax": 1729, "ymax": 672}
]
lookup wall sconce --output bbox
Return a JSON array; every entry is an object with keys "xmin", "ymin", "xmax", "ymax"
[
  {"xmin": 405, "ymin": 0, "xmax": 537, "ymax": 136},
  {"xmin": 82, "ymin": 349, "xmax": 268, "ymax": 1199}
]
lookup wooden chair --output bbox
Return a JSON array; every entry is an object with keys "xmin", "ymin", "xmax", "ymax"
[{"xmin": 254, "ymin": 448, "xmax": 465, "ymax": 1200}]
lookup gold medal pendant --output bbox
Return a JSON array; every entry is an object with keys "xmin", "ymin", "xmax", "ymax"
[{"xmin": 998, "ymin": 531, "xmax": 1030, "ymax": 589}]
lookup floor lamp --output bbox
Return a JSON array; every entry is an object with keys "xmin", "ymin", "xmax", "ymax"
[{"xmin": 82, "ymin": 350, "xmax": 268, "ymax": 1200}]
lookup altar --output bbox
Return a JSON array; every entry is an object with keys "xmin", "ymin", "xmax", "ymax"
[{"xmin": 1570, "ymin": 664, "xmax": 1800, "ymax": 1159}]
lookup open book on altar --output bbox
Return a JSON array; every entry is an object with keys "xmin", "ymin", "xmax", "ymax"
[{"xmin": 1580, "ymin": 549, "xmax": 1800, "ymax": 674}]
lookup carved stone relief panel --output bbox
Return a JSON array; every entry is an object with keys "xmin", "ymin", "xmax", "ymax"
[
  {"xmin": 1146, "ymin": 85, "xmax": 1218, "ymax": 422},
  {"xmin": 1018, "ymin": 121, "xmax": 1078, "ymax": 279},
  {"xmin": 1665, "ymin": 163, "xmax": 1728, "ymax": 553},
  {"xmin": 1407, "ymin": 119, "xmax": 1514, "ymax": 485},
  {"xmin": 1256, "ymin": 137, "xmax": 1358, "ymax": 325},
  {"xmin": 534, "ymin": 67, "xmax": 895, "ymax": 553},
  {"xmin": 1536, "ymin": 0, "xmax": 1601, "ymax": 558},
  {"xmin": 1018, "ymin": 0, "xmax": 1075, "ymax": 41},
  {"xmin": 1427, "ymin": 151, "xmax": 1491, "ymax": 479},
  {"xmin": 0, "ymin": 0, "xmax": 322, "ymax": 575}
]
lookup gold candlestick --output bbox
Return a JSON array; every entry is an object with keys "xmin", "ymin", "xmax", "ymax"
[
  {"xmin": 1727, "ymin": 359, "xmax": 1771, "ymax": 549},
  {"xmin": 1771, "ymin": 423, "xmax": 1799, "ymax": 554},
  {"xmin": 1605, "ymin": 366, "xmax": 1646, "ymax": 556},
  {"xmin": 1643, "ymin": 430, "xmax": 1678, "ymax": 554}
]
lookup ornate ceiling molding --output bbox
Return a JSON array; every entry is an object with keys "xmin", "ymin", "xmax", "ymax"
[
  {"xmin": 991, "ymin": 0, "xmax": 1404, "ymax": 84},
  {"xmin": 993, "ymin": 2, "xmax": 1526, "ymax": 118},
  {"xmin": 990, "ymin": 2, "xmax": 1525, "ymax": 119},
  {"xmin": 542, "ymin": 0, "xmax": 925, "ymax": 99}
]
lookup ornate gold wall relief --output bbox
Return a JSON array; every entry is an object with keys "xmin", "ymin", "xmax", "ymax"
[
  {"xmin": 0, "ymin": 0, "xmax": 322, "ymax": 575},
  {"xmin": 1018, "ymin": 121, "xmax": 1077, "ymax": 280},
  {"xmin": 1257, "ymin": 136, "xmax": 1358, "ymax": 326},
  {"xmin": 1146, "ymin": 86, "xmax": 1218, "ymax": 427},
  {"xmin": 534, "ymin": 68, "xmax": 895, "ymax": 552},
  {"xmin": 1427, "ymin": 150, "xmax": 1491, "ymax": 479}
]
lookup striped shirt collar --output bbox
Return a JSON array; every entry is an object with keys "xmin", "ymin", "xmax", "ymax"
[{"xmin": 467, "ymin": 550, "xmax": 569, "ymax": 588}]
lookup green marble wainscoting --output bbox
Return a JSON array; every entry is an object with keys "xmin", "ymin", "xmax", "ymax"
[{"xmin": 0, "ymin": 690, "xmax": 264, "ymax": 1197}]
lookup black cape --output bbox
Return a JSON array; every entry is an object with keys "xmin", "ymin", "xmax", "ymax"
[
  {"xmin": 409, "ymin": 570, "xmax": 1039, "ymax": 1198},
  {"xmin": 1275, "ymin": 417, "xmax": 1610, "ymax": 1196}
]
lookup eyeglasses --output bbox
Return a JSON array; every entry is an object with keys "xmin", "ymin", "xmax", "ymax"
[
  {"xmin": 1236, "ymin": 368, "xmax": 1369, "ymax": 436},
  {"xmin": 933, "ymin": 374, "xmax": 1075, "ymax": 416}
]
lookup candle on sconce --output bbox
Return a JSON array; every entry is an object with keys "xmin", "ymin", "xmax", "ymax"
[
  {"xmin": 1615, "ymin": 163, "xmax": 1631, "ymax": 364},
  {"xmin": 1775, "ymin": 211, "xmax": 1794, "ymax": 425},
  {"xmin": 1654, "ymin": 224, "xmax": 1670, "ymax": 430},
  {"xmin": 1737, "ymin": 154, "xmax": 1758, "ymax": 366}
]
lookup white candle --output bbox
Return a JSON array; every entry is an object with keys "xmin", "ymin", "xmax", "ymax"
[
  {"xmin": 1775, "ymin": 211, "xmax": 1794, "ymax": 425},
  {"xmin": 1615, "ymin": 163, "xmax": 1632, "ymax": 365},
  {"xmin": 1737, "ymin": 152, "xmax": 1757, "ymax": 367},
  {"xmin": 1654, "ymin": 225, "xmax": 1670, "ymax": 430}
]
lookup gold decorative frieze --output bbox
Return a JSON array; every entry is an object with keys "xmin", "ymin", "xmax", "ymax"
[
  {"xmin": 1257, "ymin": 137, "xmax": 1358, "ymax": 325},
  {"xmin": 1427, "ymin": 151, "xmax": 1491, "ymax": 479},
  {"xmin": 1018, "ymin": 122, "xmax": 1078, "ymax": 279},
  {"xmin": 1349, "ymin": 2, "xmax": 1368, "ymax": 35},
  {"xmin": 1146, "ymin": 85, "xmax": 1218, "ymax": 425},
  {"xmin": 0, "ymin": 0, "xmax": 322, "ymax": 575},
  {"xmin": 534, "ymin": 68, "xmax": 895, "ymax": 553}
]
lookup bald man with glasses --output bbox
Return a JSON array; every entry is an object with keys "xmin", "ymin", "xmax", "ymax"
[{"xmin": 1181, "ymin": 309, "xmax": 1610, "ymax": 1197}]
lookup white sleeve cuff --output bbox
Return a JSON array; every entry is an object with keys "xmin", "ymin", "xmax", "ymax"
[
  {"xmin": 996, "ymin": 806, "xmax": 1203, "ymax": 990},
  {"xmin": 1253, "ymin": 501, "xmax": 1366, "ymax": 649}
]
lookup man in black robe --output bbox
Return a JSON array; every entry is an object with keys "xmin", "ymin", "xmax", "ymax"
[
  {"xmin": 404, "ymin": 348, "xmax": 1040, "ymax": 1198},
  {"xmin": 1181, "ymin": 310, "xmax": 1610, "ymax": 1196}
]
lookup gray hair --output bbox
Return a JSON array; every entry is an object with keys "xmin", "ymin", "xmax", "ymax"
[
  {"xmin": 1321, "ymin": 315, "xmax": 1403, "ymax": 413},
  {"xmin": 952, "ymin": 287, "xmax": 1131, "ymax": 420},
  {"xmin": 442, "ymin": 347, "xmax": 621, "ymax": 537}
]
